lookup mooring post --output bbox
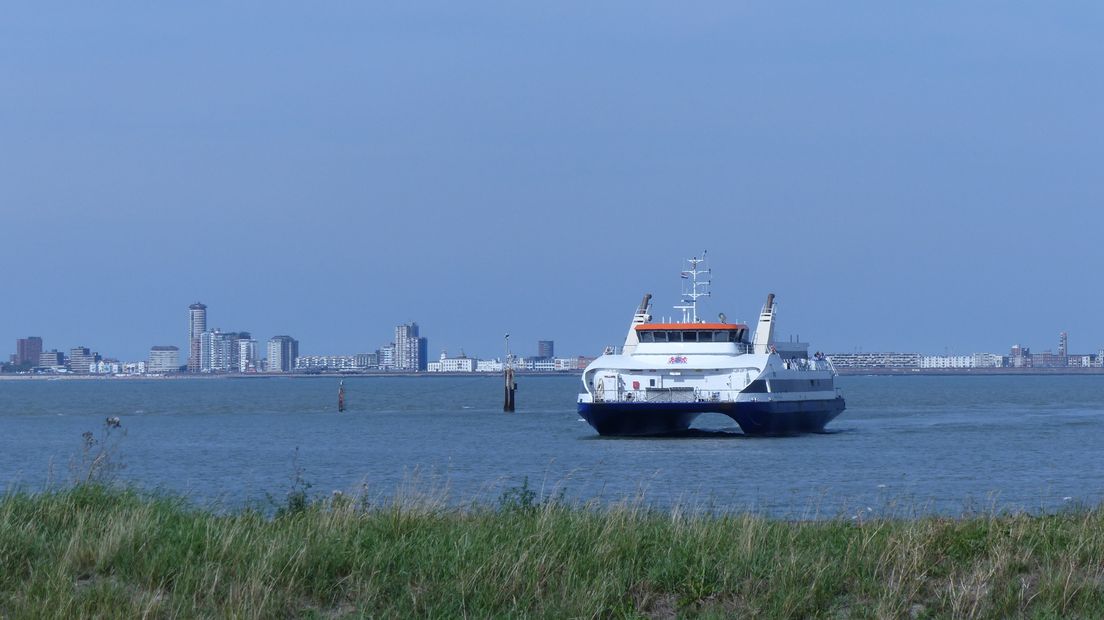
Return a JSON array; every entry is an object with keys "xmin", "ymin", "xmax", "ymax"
[
  {"xmin": 503, "ymin": 333, "xmax": 516, "ymax": 412},
  {"xmin": 503, "ymin": 366, "xmax": 516, "ymax": 412}
]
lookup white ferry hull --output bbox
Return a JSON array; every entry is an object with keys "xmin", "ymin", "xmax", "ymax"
[{"xmin": 578, "ymin": 396, "xmax": 845, "ymax": 436}]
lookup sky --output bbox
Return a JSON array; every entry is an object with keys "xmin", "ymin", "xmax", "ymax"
[{"xmin": 2, "ymin": 2, "xmax": 1103, "ymax": 361}]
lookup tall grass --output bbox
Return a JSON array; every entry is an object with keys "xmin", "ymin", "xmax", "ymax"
[{"xmin": 3, "ymin": 483, "xmax": 1104, "ymax": 618}]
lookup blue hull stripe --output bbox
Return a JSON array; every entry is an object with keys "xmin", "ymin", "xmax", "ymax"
[{"xmin": 577, "ymin": 398, "xmax": 846, "ymax": 436}]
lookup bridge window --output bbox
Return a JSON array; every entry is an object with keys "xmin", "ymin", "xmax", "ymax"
[{"xmin": 639, "ymin": 329, "xmax": 746, "ymax": 343}]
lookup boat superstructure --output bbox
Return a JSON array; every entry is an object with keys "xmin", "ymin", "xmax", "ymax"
[{"xmin": 577, "ymin": 254, "xmax": 845, "ymax": 436}]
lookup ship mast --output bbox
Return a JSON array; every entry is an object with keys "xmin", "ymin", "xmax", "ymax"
[{"xmin": 673, "ymin": 251, "xmax": 711, "ymax": 323}]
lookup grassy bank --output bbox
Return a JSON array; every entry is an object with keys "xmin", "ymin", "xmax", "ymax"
[{"xmin": 2, "ymin": 486, "xmax": 1104, "ymax": 618}]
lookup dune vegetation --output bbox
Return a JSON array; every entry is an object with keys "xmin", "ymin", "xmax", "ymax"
[{"xmin": 3, "ymin": 479, "xmax": 1104, "ymax": 618}]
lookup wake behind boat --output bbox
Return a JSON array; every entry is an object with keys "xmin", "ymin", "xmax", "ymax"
[{"xmin": 577, "ymin": 254, "xmax": 845, "ymax": 436}]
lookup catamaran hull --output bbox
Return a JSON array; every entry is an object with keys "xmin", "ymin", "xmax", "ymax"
[{"xmin": 578, "ymin": 397, "xmax": 846, "ymax": 437}]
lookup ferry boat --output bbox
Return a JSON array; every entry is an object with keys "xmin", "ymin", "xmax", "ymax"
[{"xmin": 577, "ymin": 254, "xmax": 845, "ymax": 436}]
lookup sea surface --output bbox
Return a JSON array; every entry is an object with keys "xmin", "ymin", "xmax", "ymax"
[{"xmin": 2, "ymin": 374, "xmax": 1103, "ymax": 518}]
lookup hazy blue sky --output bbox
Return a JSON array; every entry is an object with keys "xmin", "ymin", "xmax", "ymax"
[{"xmin": 3, "ymin": 2, "xmax": 1102, "ymax": 361}]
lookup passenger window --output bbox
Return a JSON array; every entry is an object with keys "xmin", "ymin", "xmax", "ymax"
[
  {"xmin": 668, "ymin": 331, "xmax": 682, "ymax": 342},
  {"xmin": 653, "ymin": 331, "xmax": 667, "ymax": 342},
  {"xmin": 698, "ymin": 331, "xmax": 713, "ymax": 342},
  {"xmin": 683, "ymin": 331, "xmax": 697, "ymax": 342},
  {"xmin": 639, "ymin": 332, "xmax": 653, "ymax": 343}
]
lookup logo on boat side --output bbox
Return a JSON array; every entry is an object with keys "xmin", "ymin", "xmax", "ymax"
[{"xmin": 668, "ymin": 356, "xmax": 688, "ymax": 364}]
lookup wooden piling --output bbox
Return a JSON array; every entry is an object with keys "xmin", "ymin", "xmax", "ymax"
[{"xmin": 503, "ymin": 367, "xmax": 516, "ymax": 412}]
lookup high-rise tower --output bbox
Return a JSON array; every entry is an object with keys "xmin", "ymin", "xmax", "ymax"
[
  {"xmin": 188, "ymin": 303, "xmax": 207, "ymax": 373},
  {"xmin": 537, "ymin": 340, "xmax": 554, "ymax": 360},
  {"xmin": 266, "ymin": 335, "xmax": 299, "ymax": 372},
  {"xmin": 395, "ymin": 322, "xmax": 428, "ymax": 371},
  {"xmin": 1059, "ymin": 331, "xmax": 1068, "ymax": 358},
  {"xmin": 15, "ymin": 337, "xmax": 43, "ymax": 366}
]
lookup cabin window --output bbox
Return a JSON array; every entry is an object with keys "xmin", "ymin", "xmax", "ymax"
[
  {"xmin": 649, "ymin": 379, "xmax": 656, "ymax": 387},
  {"xmin": 641, "ymin": 329, "xmax": 746, "ymax": 343},
  {"xmin": 745, "ymin": 380, "xmax": 769, "ymax": 393}
]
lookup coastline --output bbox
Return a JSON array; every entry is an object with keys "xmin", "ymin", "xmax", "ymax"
[
  {"xmin": 834, "ymin": 367, "xmax": 1104, "ymax": 376},
  {"xmin": 0, "ymin": 371, "xmax": 584, "ymax": 381},
  {"xmin": 6, "ymin": 367, "xmax": 1104, "ymax": 380}
]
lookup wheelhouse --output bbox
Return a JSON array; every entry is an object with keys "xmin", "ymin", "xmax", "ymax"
[{"xmin": 635, "ymin": 323, "xmax": 749, "ymax": 344}]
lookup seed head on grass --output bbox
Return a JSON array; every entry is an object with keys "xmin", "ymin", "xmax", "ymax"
[{"xmin": 71, "ymin": 417, "xmax": 127, "ymax": 486}]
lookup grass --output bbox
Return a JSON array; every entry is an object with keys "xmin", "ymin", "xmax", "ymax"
[{"xmin": 3, "ymin": 483, "xmax": 1104, "ymax": 618}]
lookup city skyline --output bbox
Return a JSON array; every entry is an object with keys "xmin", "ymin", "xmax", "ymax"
[
  {"xmin": 4, "ymin": 299, "xmax": 577, "ymax": 373},
  {"xmin": 8, "ymin": 284, "xmax": 1104, "ymax": 364},
  {"xmin": 6, "ymin": 297, "xmax": 1100, "ymax": 374},
  {"xmin": 3, "ymin": 4, "xmax": 1103, "ymax": 358}
]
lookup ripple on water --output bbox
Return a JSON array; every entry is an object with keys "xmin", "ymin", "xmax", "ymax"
[{"xmin": 0, "ymin": 374, "xmax": 1103, "ymax": 517}]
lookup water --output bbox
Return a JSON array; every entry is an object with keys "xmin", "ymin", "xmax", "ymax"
[{"xmin": 2, "ymin": 374, "xmax": 1103, "ymax": 517}]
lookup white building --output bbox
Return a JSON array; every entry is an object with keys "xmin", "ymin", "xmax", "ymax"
[
  {"xmin": 919, "ymin": 355, "xmax": 975, "ymax": 369},
  {"xmin": 267, "ymin": 336, "xmax": 299, "ymax": 373},
  {"xmin": 122, "ymin": 361, "xmax": 147, "ymax": 375},
  {"xmin": 826, "ymin": 353, "xmax": 921, "ymax": 368},
  {"xmin": 68, "ymin": 347, "xmax": 97, "ymax": 374},
  {"xmin": 553, "ymin": 357, "xmax": 580, "ymax": 371},
  {"xmin": 918, "ymin": 353, "xmax": 1006, "ymax": 369},
  {"xmin": 38, "ymin": 350, "xmax": 64, "ymax": 368},
  {"xmin": 476, "ymin": 359, "xmax": 504, "ymax": 372},
  {"xmin": 394, "ymin": 323, "xmax": 428, "ymax": 371},
  {"xmin": 528, "ymin": 359, "xmax": 555, "ymax": 372},
  {"xmin": 200, "ymin": 330, "xmax": 234, "ymax": 373},
  {"xmin": 89, "ymin": 360, "xmax": 122, "ymax": 375},
  {"xmin": 296, "ymin": 355, "xmax": 366, "ymax": 371},
  {"xmin": 427, "ymin": 351, "xmax": 476, "ymax": 373},
  {"xmin": 379, "ymin": 344, "xmax": 395, "ymax": 370},
  {"xmin": 1070, "ymin": 355, "xmax": 1094, "ymax": 368},
  {"xmin": 148, "ymin": 346, "xmax": 180, "ymax": 373},
  {"xmin": 188, "ymin": 302, "xmax": 207, "ymax": 373},
  {"xmin": 972, "ymin": 353, "xmax": 1004, "ymax": 368},
  {"xmin": 238, "ymin": 338, "xmax": 258, "ymax": 373}
]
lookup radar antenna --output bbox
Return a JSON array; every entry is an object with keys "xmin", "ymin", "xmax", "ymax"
[{"xmin": 672, "ymin": 251, "xmax": 711, "ymax": 323}]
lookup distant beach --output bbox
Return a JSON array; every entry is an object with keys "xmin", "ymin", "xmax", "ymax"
[{"xmin": 835, "ymin": 367, "xmax": 1104, "ymax": 376}]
